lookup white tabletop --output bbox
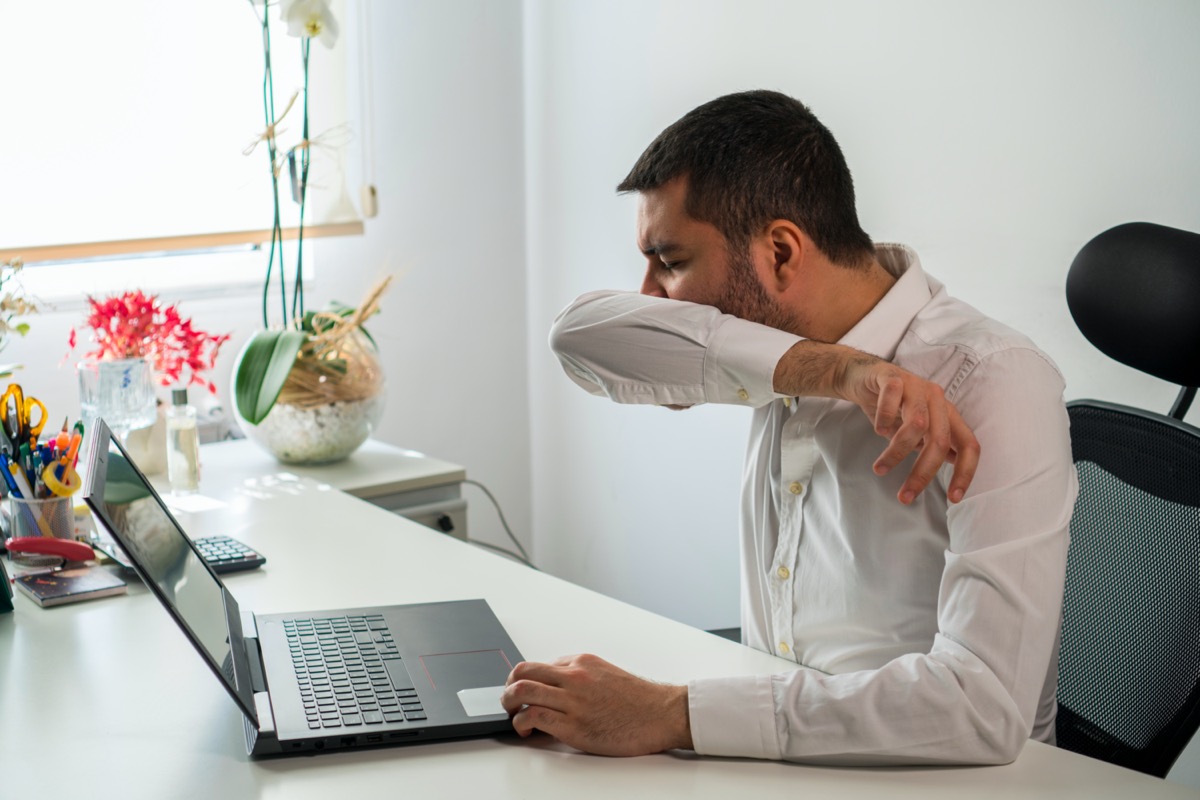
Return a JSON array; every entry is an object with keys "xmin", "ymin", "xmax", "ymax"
[
  {"xmin": 172, "ymin": 438, "xmax": 466, "ymax": 500},
  {"xmin": 2, "ymin": 475, "xmax": 1197, "ymax": 799}
]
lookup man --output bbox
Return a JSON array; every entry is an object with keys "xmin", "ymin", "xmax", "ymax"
[{"xmin": 502, "ymin": 90, "xmax": 1076, "ymax": 765}]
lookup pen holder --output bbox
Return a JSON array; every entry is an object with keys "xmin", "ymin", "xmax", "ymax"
[{"xmin": 6, "ymin": 496, "xmax": 75, "ymax": 566}]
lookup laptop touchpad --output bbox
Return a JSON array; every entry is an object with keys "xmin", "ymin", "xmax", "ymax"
[{"xmin": 420, "ymin": 649, "xmax": 513, "ymax": 692}]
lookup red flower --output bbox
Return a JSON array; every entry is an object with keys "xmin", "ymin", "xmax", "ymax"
[{"xmin": 69, "ymin": 291, "xmax": 231, "ymax": 393}]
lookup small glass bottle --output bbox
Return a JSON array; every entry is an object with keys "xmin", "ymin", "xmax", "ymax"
[{"xmin": 166, "ymin": 388, "xmax": 201, "ymax": 494}]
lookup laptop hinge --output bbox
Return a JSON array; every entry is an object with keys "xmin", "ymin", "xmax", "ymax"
[
  {"xmin": 253, "ymin": 692, "xmax": 276, "ymax": 737},
  {"xmin": 242, "ymin": 626, "xmax": 269, "ymax": 695}
]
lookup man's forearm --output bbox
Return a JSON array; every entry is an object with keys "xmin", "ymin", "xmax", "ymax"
[{"xmin": 772, "ymin": 340, "xmax": 880, "ymax": 400}]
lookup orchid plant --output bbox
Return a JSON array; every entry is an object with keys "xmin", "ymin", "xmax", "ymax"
[
  {"xmin": 69, "ymin": 291, "xmax": 231, "ymax": 394},
  {"xmin": 238, "ymin": 0, "xmax": 346, "ymax": 425}
]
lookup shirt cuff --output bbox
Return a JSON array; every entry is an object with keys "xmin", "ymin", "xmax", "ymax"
[
  {"xmin": 688, "ymin": 674, "xmax": 782, "ymax": 759},
  {"xmin": 703, "ymin": 317, "xmax": 802, "ymax": 406}
]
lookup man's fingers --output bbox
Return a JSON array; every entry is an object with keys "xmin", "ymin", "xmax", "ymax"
[
  {"xmin": 872, "ymin": 373, "xmax": 905, "ymax": 439},
  {"xmin": 501, "ymin": 677, "xmax": 571, "ymax": 716},
  {"xmin": 945, "ymin": 409, "xmax": 980, "ymax": 503},
  {"xmin": 506, "ymin": 660, "xmax": 570, "ymax": 688},
  {"xmin": 511, "ymin": 704, "xmax": 569, "ymax": 739},
  {"xmin": 895, "ymin": 388, "xmax": 952, "ymax": 502},
  {"xmin": 873, "ymin": 398, "xmax": 930, "ymax": 478}
]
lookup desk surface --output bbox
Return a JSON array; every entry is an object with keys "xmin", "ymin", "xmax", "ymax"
[
  {"xmin": 174, "ymin": 438, "xmax": 466, "ymax": 500},
  {"xmin": 2, "ymin": 477, "xmax": 1197, "ymax": 799}
]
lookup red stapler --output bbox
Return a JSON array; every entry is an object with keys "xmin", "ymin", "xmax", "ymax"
[{"xmin": 5, "ymin": 537, "xmax": 95, "ymax": 562}]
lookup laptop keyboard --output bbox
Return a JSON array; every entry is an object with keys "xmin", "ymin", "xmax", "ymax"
[{"xmin": 284, "ymin": 615, "xmax": 427, "ymax": 730}]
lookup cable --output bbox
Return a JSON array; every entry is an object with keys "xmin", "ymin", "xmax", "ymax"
[
  {"xmin": 468, "ymin": 539, "xmax": 538, "ymax": 569},
  {"xmin": 462, "ymin": 478, "xmax": 536, "ymax": 569}
]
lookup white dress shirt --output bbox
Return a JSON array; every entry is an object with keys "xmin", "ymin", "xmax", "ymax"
[{"xmin": 550, "ymin": 244, "xmax": 1077, "ymax": 765}]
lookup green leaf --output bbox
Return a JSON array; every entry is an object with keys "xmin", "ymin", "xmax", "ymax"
[
  {"xmin": 14, "ymin": 323, "xmax": 30, "ymax": 336},
  {"xmin": 234, "ymin": 329, "xmax": 306, "ymax": 425}
]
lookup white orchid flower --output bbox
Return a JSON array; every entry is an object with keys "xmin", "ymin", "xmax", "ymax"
[{"xmin": 282, "ymin": 0, "xmax": 339, "ymax": 49}]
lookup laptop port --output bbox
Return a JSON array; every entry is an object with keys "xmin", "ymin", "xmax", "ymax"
[
  {"xmin": 314, "ymin": 741, "xmax": 325, "ymax": 750},
  {"xmin": 341, "ymin": 736, "xmax": 358, "ymax": 747},
  {"xmin": 388, "ymin": 731, "xmax": 419, "ymax": 739},
  {"xmin": 366, "ymin": 734, "xmax": 382, "ymax": 743}
]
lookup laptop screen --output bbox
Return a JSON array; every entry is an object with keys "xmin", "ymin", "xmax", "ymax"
[{"xmin": 83, "ymin": 420, "xmax": 258, "ymax": 721}]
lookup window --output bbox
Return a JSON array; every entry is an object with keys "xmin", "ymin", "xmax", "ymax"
[{"xmin": 0, "ymin": 0, "xmax": 362, "ymax": 270}]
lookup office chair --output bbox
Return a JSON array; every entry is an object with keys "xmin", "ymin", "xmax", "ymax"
[{"xmin": 1055, "ymin": 221, "xmax": 1200, "ymax": 778}]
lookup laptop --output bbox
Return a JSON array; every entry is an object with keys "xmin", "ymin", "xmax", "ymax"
[{"xmin": 82, "ymin": 419, "xmax": 525, "ymax": 756}]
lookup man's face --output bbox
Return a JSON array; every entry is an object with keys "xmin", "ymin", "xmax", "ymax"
[{"xmin": 636, "ymin": 177, "xmax": 800, "ymax": 332}]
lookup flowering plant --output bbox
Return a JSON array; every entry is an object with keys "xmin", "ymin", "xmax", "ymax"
[
  {"xmin": 0, "ymin": 257, "xmax": 38, "ymax": 345},
  {"xmin": 69, "ymin": 291, "xmax": 231, "ymax": 394},
  {"xmin": 246, "ymin": 0, "xmax": 339, "ymax": 331},
  {"xmin": 238, "ymin": 0, "xmax": 351, "ymax": 424}
]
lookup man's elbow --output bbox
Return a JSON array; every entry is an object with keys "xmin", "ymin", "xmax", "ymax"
[
  {"xmin": 547, "ymin": 311, "xmax": 577, "ymax": 361},
  {"xmin": 971, "ymin": 706, "xmax": 1031, "ymax": 766}
]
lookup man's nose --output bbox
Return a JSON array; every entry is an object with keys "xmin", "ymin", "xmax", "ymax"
[{"xmin": 640, "ymin": 269, "xmax": 667, "ymax": 298}]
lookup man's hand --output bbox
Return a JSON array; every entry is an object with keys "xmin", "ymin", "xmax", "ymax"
[
  {"xmin": 773, "ymin": 341, "xmax": 980, "ymax": 504},
  {"xmin": 501, "ymin": 654, "xmax": 692, "ymax": 756}
]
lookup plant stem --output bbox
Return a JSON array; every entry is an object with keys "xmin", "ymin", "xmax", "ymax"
[
  {"xmin": 259, "ymin": 7, "xmax": 285, "ymax": 330},
  {"xmin": 293, "ymin": 37, "xmax": 311, "ymax": 323}
]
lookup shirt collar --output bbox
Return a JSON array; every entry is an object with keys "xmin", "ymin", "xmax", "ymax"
[{"xmin": 837, "ymin": 243, "xmax": 931, "ymax": 360}]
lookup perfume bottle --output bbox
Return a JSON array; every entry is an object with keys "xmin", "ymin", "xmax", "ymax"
[{"xmin": 166, "ymin": 388, "xmax": 201, "ymax": 494}]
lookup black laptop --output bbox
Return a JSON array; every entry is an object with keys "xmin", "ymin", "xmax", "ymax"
[{"xmin": 82, "ymin": 419, "xmax": 524, "ymax": 756}]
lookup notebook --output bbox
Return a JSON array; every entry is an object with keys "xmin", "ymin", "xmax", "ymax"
[{"xmin": 82, "ymin": 419, "xmax": 524, "ymax": 757}]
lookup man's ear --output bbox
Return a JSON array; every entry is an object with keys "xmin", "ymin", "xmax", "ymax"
[{"xmin": 761, "ymin": 220, "xmax": 808, "ymax": 291}]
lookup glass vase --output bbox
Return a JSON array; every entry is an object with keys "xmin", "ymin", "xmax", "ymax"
[
  {"xmin": 77, "ymin": 357, "xmax": 158, "ymax": 441},
  {"xmin": 234, "ymin": 327, "xmax": 385, "ymax": 464}
]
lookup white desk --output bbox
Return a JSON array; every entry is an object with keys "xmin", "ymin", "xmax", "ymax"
[
  {"xmin": 159, "ymin": 438, "xmax": 469, "ymax": 539},
  {"xmin": 2, "ymin": 477, "xmax": 1198, "ymax": 799}
]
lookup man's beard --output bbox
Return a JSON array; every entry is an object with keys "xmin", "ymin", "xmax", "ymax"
[{"xmin": 714, "ymin": 249, "xmax": 804, "ymax": 335}]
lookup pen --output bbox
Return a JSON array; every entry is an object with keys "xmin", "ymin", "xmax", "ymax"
[
  {"xmin": 64, "ymin": 432, "xmax": 82, "ymax": 468},
  {"xmin": 7, "ymin": 462, "xmax": 52, "ymax": 537},
  {"xmin": 9, "ymin": 462, "xmax": 34, "ymax": 500},
  {"xmin": 0, "ymin": 454, "xmax": 17, "ymax": 496}
]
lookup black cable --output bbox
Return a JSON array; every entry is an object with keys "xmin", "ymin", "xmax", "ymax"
[{"xmin": 462, "ymin": 479, "xmax": 536, "ymax": 569}]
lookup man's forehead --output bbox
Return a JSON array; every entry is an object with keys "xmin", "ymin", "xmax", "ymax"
[{"xmin": 636, "ymin": 184, "xmax": 688, "ymax": 247}]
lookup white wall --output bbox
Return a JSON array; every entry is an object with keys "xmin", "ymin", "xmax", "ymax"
[
  {"xmin": 4, "ymin": 0, "xmax": 1198, "ymax": 784},
  {"xmin": 5, "ymin": 0, "xmax": 532, "ymax": 558},
  {"xmin": 523, "ymin": 0, "xmax": 1200, "ymax": 635}
]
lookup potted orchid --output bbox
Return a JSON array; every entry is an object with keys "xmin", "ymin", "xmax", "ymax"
[{"xmin": 235, "ymin": 0, "xmax": 389, "ymax": 464}]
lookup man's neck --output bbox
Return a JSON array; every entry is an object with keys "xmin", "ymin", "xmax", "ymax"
[{"xmin": 798, "ymin": 257, "xmax": 896, "ymax": 343}]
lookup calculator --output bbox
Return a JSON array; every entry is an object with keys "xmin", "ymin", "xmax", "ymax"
[
  {"xmin": 191, "ymin": 535, "xmax": 267, "ymax": 573},
  {"xmin": 93, "ymin": 530, "xmax": 267, "ymax": 575}
]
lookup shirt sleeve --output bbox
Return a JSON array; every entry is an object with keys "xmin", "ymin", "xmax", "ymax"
[
  {"xmin": 549, "ymin": 290, "xmax": 802, "ymax": 407},
  {"xmin": 688, "ymin": 348, "xmax": 1077, "ymax": 765}
]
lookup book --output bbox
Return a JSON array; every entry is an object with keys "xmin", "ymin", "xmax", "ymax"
[{"xmin": 15, "ymin": 567, "xmax": 128, "ymax": 608}]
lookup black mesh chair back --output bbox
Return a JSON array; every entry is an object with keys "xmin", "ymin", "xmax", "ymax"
[{"xmin": 1057, "ymin": 222, "xmax": 1200, "ymax": 777}]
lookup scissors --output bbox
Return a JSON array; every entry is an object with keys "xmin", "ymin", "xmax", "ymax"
[{"xmin": 1, "ymin": 384, "xmax": 47, "ymax": 443}]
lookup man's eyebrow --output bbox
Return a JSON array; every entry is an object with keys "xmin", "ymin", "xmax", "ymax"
[{"xmin": 640, "ymin": 241, "xmax": 684, "ymax": 257}]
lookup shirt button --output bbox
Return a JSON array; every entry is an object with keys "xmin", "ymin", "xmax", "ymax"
[
  {"xmin": 783, "ymin": 397, "xmax": 792, "ymax": 408},
  {"xmin": 779, "ymin": 642, "xmax": 791, "ymax": 655},
  {"xmin": 777, "ymin": 566, "xmax": 790, "ymax": 580},
  {"xmin": 737, "ymin": 388, "xmax": 750, "ymax": 401},
  {"xmin": 788, "ymin": 481, "xmax": 803, "ymax": 495}
]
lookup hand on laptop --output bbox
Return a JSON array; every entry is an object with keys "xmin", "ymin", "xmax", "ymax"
[{"xmin": 501, "ymin": 654, "xmax": 692, "ymax": 756}]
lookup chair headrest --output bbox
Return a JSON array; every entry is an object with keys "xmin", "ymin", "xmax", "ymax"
[{"xmin": 1067, "ymin": 222, "xmax": 1200, "ymax": 388}]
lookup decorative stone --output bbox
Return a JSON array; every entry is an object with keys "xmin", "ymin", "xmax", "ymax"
[{"xmin": 235, "ymin": 328, "xmax": 384, "ymax": 464}]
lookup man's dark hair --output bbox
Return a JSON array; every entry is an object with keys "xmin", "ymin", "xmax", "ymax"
[{"xmin": 617, "ymin": 90, "xmax": 874, "ymax": 267}]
